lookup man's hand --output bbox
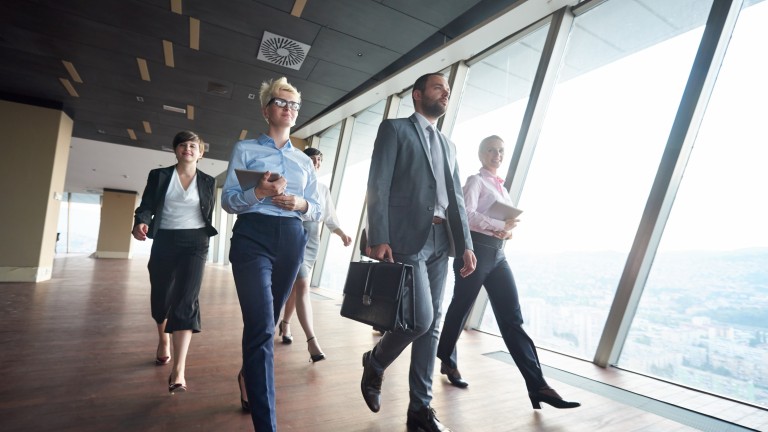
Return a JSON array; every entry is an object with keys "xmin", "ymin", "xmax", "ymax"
[
  {"xmin": 370, "ymin": 243, "xmax": 394, "ymax": 263},
  {"xmin": 459, "ymin": 249, "xmax": 476, "ymax": 278},
  {"xmin": 254, "ymin": 171, "xmax": 286, "ymax": 199},
  {"xmin": 132, "ymin": 223, "xmax": 149, "ymax": 241}
]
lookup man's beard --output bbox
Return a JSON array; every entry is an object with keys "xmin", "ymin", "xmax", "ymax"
[{"xmin": 421, "ymin": 98, "xmax": 447, "ymax": 118}]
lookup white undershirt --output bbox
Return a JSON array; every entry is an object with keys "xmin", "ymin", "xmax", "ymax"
[{"xmin": 159, "ymin": 169, "xmax": 206, "ymax": 230}]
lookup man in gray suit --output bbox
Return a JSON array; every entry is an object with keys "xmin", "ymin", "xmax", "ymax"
[{"xmin": 361, "ymin": 72, "xmax": 477, "ymax": 432}]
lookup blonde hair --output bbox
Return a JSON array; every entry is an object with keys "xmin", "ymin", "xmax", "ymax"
[
  {"xmin": 259, "ymin": 77, "xmax": 301, "ymax": 108},
  {"xmin": 478, "ymin": 135, "xmax": 504, "ymax": 158}
]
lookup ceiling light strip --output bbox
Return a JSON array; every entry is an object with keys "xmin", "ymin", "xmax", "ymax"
[
  {"xmin": 127, "ymin": 129, "xmax": 137, "ymax": 140},
  {"xmin": 239, "ymin": 129, "xmax": 248, "ymax": 140},
  {"xmin": 143, "ymin": 121, "xmax": 152, "ymax": 134},
  {"xmin": 171, "ymin": 0, "xmax": 182, "ymax": 14},
  {"xmin": 190, "ymin": 17, "xmax": 200, "ymax": 50},
  {"xmin": 186, "ymin": 104, "xmax": 195, "ymax": 120},
  {"xmin": 137, "ymin": 58, "xmax": 151, "ymax": 81},
  {"xmin": 163, "ymin": 40, "xmax": 175, "ymax": 67},
  {"xmin": 291, "ymin": 0, "xmax": 307, "ymax": 17},
  {"xmin": 58, "ymin": 78, "xmax": 79, "ymax": 97},
  {"xmin": 163, "ymin": 104, "xmax": 186, "ymax": 113},
  {"xmin": 62, "ymin": 60, "xmax": 83, "ymax": 83}
]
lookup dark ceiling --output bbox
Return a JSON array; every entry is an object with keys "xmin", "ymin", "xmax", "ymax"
[{"xmin": 0, "ymin": 0, "xmax": 520, "ymax": 162}]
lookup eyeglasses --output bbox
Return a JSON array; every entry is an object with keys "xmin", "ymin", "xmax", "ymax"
[{"xmin": 268, "ymin": 97, "xmax": 301, "ymax": 111}]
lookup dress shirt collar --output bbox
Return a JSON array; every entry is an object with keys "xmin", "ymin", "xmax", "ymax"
[{"xmin": 256, "ymin": 133, "xmax": 295, "ymax": 151}]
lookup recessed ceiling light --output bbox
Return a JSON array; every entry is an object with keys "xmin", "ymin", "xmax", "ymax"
[
  {"xmin": 190, "ymin": 17, "xmax": 200, "ymax": 50},
  {"xmin": 187, "ymin": 105, "xmax": 194, "ymax": 120},
  {"xmin": 62, "ymin": 60, "xmax": 83, "ymax": 83},
  {"xmin": 58, "ymin": 78, "xmax": 79, "ymax": 97},
  {"xmin": 171, "ymin": 0, "xmax": 182, "ymax": 14},
  {"xmin": 137, "ymin": 58, "xmax": 151, "ymax": 81},
  {"xmin": 136, "ymin": 96, "xmax": 144, "ymax": 102},
  {"xmin": 248, "ymin": 93, "xmax": 256, "ymax": 100},
  {"xmin": 97, "ymin": 129, "xmax": 106, "ymax": 134},
  {"xmin": 163, "ymin": 40, "xmax": 175, "ymax": 67},
  {"xmin": 163, "ymin": 104, "xmax": 186, "ymax": 114}
]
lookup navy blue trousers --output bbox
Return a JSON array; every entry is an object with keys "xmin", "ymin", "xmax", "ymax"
[
  {"xmin": 229, "ymin": 213, "xmax": 307, "ymax": 432},
  {"xmin": 436, "ymin": 232, "xmax": 547, "ymax": 392}
]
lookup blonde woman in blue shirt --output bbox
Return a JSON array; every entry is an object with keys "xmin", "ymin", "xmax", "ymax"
[{"xmin": 221, "ymin": 77, "xmax": 321, "ymax": 432}]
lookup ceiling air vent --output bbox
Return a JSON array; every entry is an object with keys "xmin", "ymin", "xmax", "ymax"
[{"xmin": 257, "ymin": 31, "xmax": 310, "ymax": 70}]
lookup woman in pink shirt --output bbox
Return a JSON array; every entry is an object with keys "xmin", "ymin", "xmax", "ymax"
[{"xmin": 436, "ymin": 135, "xmax": 580, "ymax": 410}]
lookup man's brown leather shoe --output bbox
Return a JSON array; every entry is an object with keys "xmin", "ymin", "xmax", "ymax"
[
  {"xmin": 440, "ymin": 362, "xmax": 468, "ymax": 388},
  {"xmin": 361, "ymin": 350, "xmax": 383, "ymax": 412},
  {"xmin": 406, "ymin": 406, "xmax": 451, "ymax": 432}
]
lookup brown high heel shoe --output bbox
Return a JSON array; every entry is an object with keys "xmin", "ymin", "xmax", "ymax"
[
  {"xmin": 278, "ymin": 320, "xmax": 293, "ymax": 344},
  {"xmin": 528, "ymin": 387, "xmax": 580, "ymax": 409},
  {"xmin": 307, "ymin": 336, "xmax": 325, "ymax": 363}
]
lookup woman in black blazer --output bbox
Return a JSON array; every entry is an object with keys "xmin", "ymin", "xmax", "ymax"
[{"xmin": 132, "ymin": 130, "xmax": 218, "ymax": 394}]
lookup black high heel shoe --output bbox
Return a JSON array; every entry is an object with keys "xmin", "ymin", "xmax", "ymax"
[
  {"xmin": 278, "ymin": 320, "xmax": 293, "ymax": 344},
  {"xmin": 528, "ymin": 387, "xmax": 580, "ymax": 409},
  {"xmin": 237, "ymin": 370, "xmax": 249, "ymax": 412},
  {"xmin": 307, "ymin": 336, "xmax": 325, "ymax": 363}
]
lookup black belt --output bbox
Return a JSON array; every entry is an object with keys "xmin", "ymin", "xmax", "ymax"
[
  {"xmin": 432, "ymin": 216, "xmax": 444, "ymax": 225},
  {"xmin": 470, "ymin": 231, "xmax": 504, "ymax": 250}
]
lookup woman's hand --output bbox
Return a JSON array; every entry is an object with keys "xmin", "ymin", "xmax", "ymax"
[
  {"xmin": 503, "ymin": 218, "xmax": 519, "ymax": 231},
  {"xmin": 272, "ymin": 194, "xmax": 308, "ymax": 213},
  {"xmin": 335, "ymin": 229, "xmax": 352, "ymax": 246},
  {"xmin": 132, "ymin": 223, "xmax": 149, "ymax": 241},
  {"xmin": 254, "ymin": 171, "xmax": 286, "ymax": 199}
]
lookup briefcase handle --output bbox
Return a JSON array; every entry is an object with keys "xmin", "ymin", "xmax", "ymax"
[
  {"xmin": 360, "ymin": 260, "xmax": 407, "ymax": 307},
  {"xmin": 362, "ymin": 265, "xmax": 374, "ymax": 306}
]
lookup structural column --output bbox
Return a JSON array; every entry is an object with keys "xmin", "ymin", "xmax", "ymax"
[
  {"xmin": 94, "ymin": 189, "xmax": 138, "ymax": 259},
  {"xmin": 0, "ymin": 99, "xmax": 72, "ymax": 282}
]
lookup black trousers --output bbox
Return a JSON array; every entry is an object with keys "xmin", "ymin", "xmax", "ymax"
[
  {"xmin": 148, "ymin": 228, "xmax": 209, "ymax": 333},
  {"xmin": 436, "ymin": 231, "xmax": 547, "ymax": 392}
]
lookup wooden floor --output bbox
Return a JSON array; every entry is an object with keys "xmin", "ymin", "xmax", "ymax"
[{"xmin": 0, "ymin": 255, "xmax": 766, "ymax": 432}]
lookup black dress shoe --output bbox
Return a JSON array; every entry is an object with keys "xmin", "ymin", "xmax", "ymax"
[
  {"xmin": 406, "ymin": 406, "xmax": 451, "ymax": 432},
  {"xmin": 361, "ymin": 350, "xmax": 383, "ymax": 413},
  {"xmin": 440, "ymin": 362, "xmax": 468, "ymax": 388}
]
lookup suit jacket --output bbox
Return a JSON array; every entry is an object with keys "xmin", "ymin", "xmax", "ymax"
[
  {"xmin": 366, "ymin": 114, "xmax": 473, "ymax": 256},
  {"xmin": 133, "ymin": 165, "xmax": 219, "ymax": 239}
]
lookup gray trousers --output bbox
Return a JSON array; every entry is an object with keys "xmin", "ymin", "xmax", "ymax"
[{"xmin": 369, "ymin": 223, "xmax": 450, "ymax": 411}]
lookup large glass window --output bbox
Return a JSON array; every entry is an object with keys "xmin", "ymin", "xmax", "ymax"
[
  {"xmin": 500, "ymin": 0, "xmax": 713, "ymax": 359},
  {"xmin": 620, "ymin": 0, "xmax": 768, "ymax": 407},
  {"xmin": 315, "ymin": 124, "xmax": 342, "ymax": 184},
  {"xmin": 57, "ymin": 193, "xmax": 102, "ymax": 254},
  {"xmin": 318, "ymin": 100, "xmax": 386, "ymax": 292},
  {"xmin": 446, "ymin": 24, "xmax": 550, "ymax": 324}
]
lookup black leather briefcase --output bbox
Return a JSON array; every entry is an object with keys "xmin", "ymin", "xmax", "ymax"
[{"xmin": 340, "ymin": 261, "xmax": 415, "ymax": 332}]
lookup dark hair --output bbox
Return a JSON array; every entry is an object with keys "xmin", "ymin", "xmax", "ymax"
[
  {"xmin": 304, "ymin": 147, "xmax": 323, "ymax": 158},
  {"xmin": 413, "ymin": 73, "xmax": 445, "ymax": 93},
  {"xmin": 172, "ymin": 130, "xmax": 201, "ymax": 149}
]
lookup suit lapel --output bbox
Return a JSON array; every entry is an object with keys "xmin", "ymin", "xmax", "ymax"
[{"xmin": 409, "ymin": 114, "xmax": 431, "ymax": 163}]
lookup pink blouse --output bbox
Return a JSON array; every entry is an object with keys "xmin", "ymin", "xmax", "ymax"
[{"xmin": 462, "ymin": 168, "xmax": 513, "ymax": 236}]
